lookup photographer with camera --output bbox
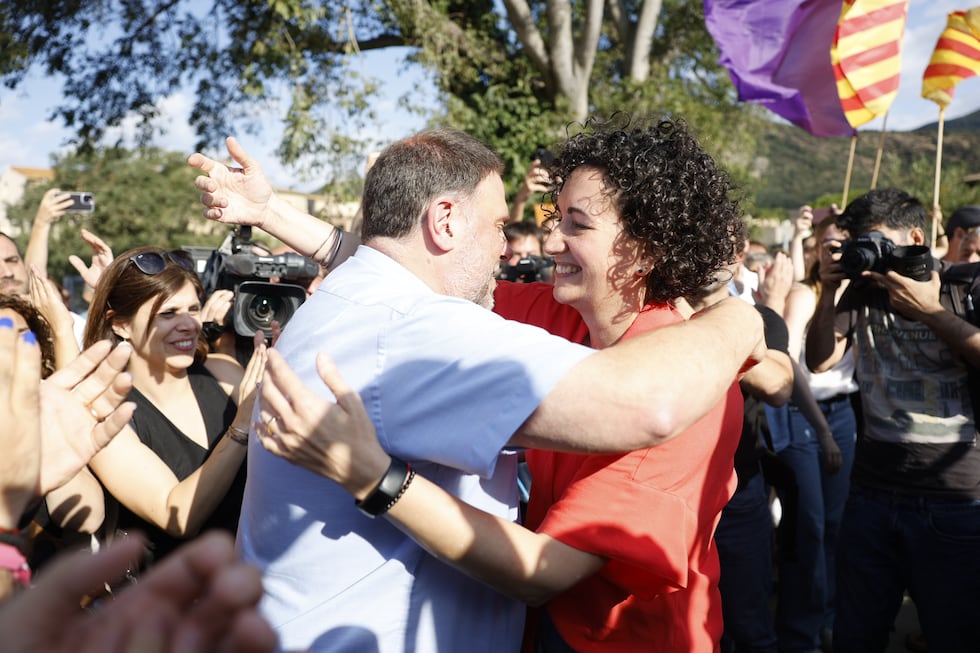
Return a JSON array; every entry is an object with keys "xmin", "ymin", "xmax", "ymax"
[
  {"xmin": 498, "ymin": 221, "xmax": 553, "ymax": 283},
  {"xmin": 806, "ymin": 188, "xmax": 980, "ymax": 653},
  {"xmin": 200, "ymin": 228, "xmax": 319, "ymax": 366}
]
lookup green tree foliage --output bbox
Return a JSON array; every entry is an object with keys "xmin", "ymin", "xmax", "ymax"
[
  {"xmin": 0, "ymin": 0, "xmax": 762, "ymax": 196},
  {"xmin": 7, "ymin": 148, "xmax": 222, "ymax": 283}
]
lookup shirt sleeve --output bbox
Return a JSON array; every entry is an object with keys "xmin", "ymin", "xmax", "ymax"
[{"xmin": 376, "ymin": 297, "xmax": 594, "ymax": 478}]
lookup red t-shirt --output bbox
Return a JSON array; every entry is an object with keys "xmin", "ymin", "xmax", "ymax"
[
  {"xmin": 493, "ymin": 281, "xmax": 589, "ymax": 344},
  {"xmin": 495, "ymin": 283, "xmax": 742, "ymax": 652}
]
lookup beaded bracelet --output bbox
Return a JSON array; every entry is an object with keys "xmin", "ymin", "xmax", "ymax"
[{"xmin": 355, "ymin": 457, "xmax": 416, "ymax": 518}]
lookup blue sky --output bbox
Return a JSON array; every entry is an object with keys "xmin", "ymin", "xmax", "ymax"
[{"xmin": 0, "ymin": 1, "xmax": 977, "ymax": 191}]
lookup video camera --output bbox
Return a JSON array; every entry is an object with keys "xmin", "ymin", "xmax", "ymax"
[
  {"xmin": 201, "ymin": 227, "xmax": 319, "ymax": 341},
  {"xmin": 836, "ymin": 230, "xmax": 932, "ymax": 282},
  {"xmin": 497, "ymin": 255, "xmax": 555, "ymax": 283}
]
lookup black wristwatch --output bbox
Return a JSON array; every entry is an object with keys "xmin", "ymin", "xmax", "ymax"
[{"xmin": 355, "ymin": 457, "xmax": 416, "ymax": 517}]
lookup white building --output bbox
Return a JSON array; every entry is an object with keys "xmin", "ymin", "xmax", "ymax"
[{"xmin": 0, "ymin": 166, "xmax": 54, "ymax": 235}]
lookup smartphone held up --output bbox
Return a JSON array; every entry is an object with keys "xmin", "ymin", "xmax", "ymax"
[{"xmin": 66, "ymin": 192, "xmax": 95, "ymax": 213}]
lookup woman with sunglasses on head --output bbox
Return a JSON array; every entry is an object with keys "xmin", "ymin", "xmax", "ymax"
[{"xmin": 82, "ymin": 246, "xmax": 266, "ymax": 568}]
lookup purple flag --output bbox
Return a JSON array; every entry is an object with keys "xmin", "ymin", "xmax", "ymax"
[{"xmin": 704, "ymin": 0, "xmax": 855, "ymax": 138}]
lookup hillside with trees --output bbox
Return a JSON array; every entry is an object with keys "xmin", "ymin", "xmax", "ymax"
[{"xmin": 751, "ymin": 109, "xmax": 980, "ymax": 214}]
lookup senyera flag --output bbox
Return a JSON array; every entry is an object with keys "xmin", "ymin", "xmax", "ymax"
[
  {"xmin": 704, "ymin": 0, "xmax": 854, "ymax": 138},
  {"xmin": 832, "ymin": 0, "xmax": 908, "ymax": 128},
  {"xmin": 922, "ymin": 6, "xmax": 980, "ymax": 107}
]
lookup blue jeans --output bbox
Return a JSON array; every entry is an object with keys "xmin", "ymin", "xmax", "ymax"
[
  {"xmin": 716, "ymin": 471, "xmax": 778, "ymax": 653},
  {"xmin": 775, "ymin": 396, "xmax": 856, "ymax": 651},
  {"xmin": 833, "ymin": 485, "xmax": 980, "ymax": 653}
]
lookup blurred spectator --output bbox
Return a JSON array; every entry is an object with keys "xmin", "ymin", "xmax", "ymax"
[
  {"xmin": 498, "ymin": 221, "xmax": 552, "ymax": 283},
  {"xmin": 509, "ymin": 155, "xmax": 553, "ymax": 224},
  {"xmin": 777, "ymin": 217, "xmax": 857, "ymax": 652},
  {"xmin": 0, "ymin": 328, "xmax": 134, "ymax": 599},
  {"xmin": 0, "ymin": 325, "xmax": 273, "ymax": 651},
  {"xmin": 941, "ymin": 205, "xmax": 980, "ymax": 264},
  {"xmin": 0, "ymin": 232, "xmax": 28, "ymax": 298},
  {"xmin": 687, "ymin": 264, "xmax": 794, "ymax": 653}
]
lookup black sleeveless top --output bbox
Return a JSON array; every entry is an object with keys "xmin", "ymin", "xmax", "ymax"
[{"xmin": 110, "ymin": 362, "xmax": 245, "ymax": 563}]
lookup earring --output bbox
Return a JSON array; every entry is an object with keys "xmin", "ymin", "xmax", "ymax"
[{"xmin": 637, "ymin": 266, "xmax": 646, "ymax": 274}]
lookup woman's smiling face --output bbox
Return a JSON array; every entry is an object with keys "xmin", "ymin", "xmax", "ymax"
[
  {"xmin": 544, "ymin": 166, "xmax": 646, "ymax": 316},
  {"xmin": 113, "ymin": 281, "xmax": 202, "ymax": 372}
]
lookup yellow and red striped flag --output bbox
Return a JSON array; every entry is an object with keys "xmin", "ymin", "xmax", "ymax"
[
  {"xmin": 832, "ymin": 0, "xmax": 909, "ymax": 129},
  {"xmin": 922, "ymin": 7, "xmax": 980, "ymax": 107}
]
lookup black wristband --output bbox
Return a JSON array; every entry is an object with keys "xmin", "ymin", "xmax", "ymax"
[{"xmin": 355, "ymin": 457, "xmax": 415, "ymax": 517}]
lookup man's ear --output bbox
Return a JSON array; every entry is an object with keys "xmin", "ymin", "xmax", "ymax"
[
  {"xmin": 424, "ymin": 196, "xmax": 459, "ymax": 253},
  {"xmin": 910, "ymin": 226, "xmax": 927, "ymax": 246}
]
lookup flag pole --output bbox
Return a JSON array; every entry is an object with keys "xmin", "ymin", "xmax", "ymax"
[
  {"xmin": 842, "ymin": 133, "xmax": 858, "ymax": 208},
  {"xmin": 932, "ymin": 106, "xmax": 946, "ymax": 248},
  {"xmin": 870, "ymin": 112, "xmax": 889, "ymax": 189}
]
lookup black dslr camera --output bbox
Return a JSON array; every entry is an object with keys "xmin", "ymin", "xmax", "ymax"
[
  {"xmin": 497, "ymin": 255, "xmax": 554, "ymax": 283},
  {"xmin": 837, "ymin": 230, "xmax": 932, "ymax": 281},
  {"xmin": 201, "ymin": 227, "xmax": 319, "ymax": 342}
]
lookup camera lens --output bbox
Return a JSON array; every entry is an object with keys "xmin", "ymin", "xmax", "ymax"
[
  {"xmin": 244, "ymin": 294, "xmax": 286, "ymax": 331},
  {"xmin": 232, "ymin": 281, "xmax": 307, "ymax": 338},
  {"xmin": 890, "ymin": 245, "xmax": 933, "ymax": 281},
  {"xmin": 840, "ymin": 245, "xmax": 878, "ymax": 275}
]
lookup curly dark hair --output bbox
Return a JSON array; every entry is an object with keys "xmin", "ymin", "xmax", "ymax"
[
  {"xmin": 0, "ymin": 293, "xmax": 57, "ymax": 379},
  {"xmin": 547, "ymin": 114, "xmax": 746, "ymax": 304}
]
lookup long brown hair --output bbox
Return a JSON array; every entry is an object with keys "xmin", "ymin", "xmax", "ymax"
[{"xmin": 83, "ymin": 246, "xmax": 208, "ymax": 365}]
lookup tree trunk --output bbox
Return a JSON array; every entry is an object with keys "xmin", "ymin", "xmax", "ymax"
[{"xmin": 502, "ymin": 0, "xmax": 604, "ymax": 122}]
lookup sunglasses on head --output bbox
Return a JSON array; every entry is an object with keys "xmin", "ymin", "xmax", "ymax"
[{"xmin": 128, "ymin": 250, "xmax": 196, "ymax": 275}]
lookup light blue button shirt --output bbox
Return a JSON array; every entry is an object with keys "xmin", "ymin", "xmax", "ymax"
[{"xmin": 239, "ymin": 246, "xmax": 594, "ymax": 653}]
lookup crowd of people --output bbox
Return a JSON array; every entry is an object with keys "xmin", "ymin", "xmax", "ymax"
[{"xmin": 0, "ymin": 110, "xmax": 978, "ymax": 653}]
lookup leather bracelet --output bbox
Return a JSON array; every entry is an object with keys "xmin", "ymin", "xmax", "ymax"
[
  {"xmin": 321, "ymin": 231, "xmax": 345, "ymax": 269},
  {"xmin": 355, "ymin": 457, "xmax": 415, "ymax": 518},
  {"xmin": 226, "ymin": 425, "xmax": 250, "ymax": 446}
]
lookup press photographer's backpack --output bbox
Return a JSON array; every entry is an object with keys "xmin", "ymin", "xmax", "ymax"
[{"xmin": 939, "ymin": 261, "xmax": 980, "ymax": 425}]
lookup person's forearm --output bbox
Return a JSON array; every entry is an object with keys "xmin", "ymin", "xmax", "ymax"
[
  {"xmin": 789, "ymin": 234, "xmax": 806, "ymax": 282},
  {"xmin": 163, "ymin": 431, "xmax": 247, "ymax": 537},
  {"xmin": 262, "ymin": 195, "xmax": 360, "ymax": 266},
  {"xmin": 516, "ymin": 297, "xmax": 762, "ymax": 453},
  {"xmin": 788, "ymin": 360, "xmax": 832, "ymax": 440},
  {"xmin": 45, "ymin": 467, "xmax": 105, "ymax": 533},
  {"xmin": 50, "ymin": 323, "xmax": 81, "ymax": 371},
  {"xmin": 24, "ymin": 220, "xmax": 52, "ymax": 275},
  {"xmin": 918, "ymin": 308, "xmax": 980, "ymax": 368},
  {"xmin": 355, "ymin": 465, "xmax": 603, "ymax": 606},
  {"xmin": 740, "ymin": 350, "xmax": 794, "ymax": 406},
  {"xmin": 508, "ymin": 187, "xmax": 532, "ymax": 224},
  {"xmin": 806, "ymin": 289, "xmax": 844, "ymax": 373}
]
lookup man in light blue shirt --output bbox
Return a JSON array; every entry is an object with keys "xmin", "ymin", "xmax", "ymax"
[{"xmin": 191, "ymin": 130, "xmax": 765, "ymax": 653}]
